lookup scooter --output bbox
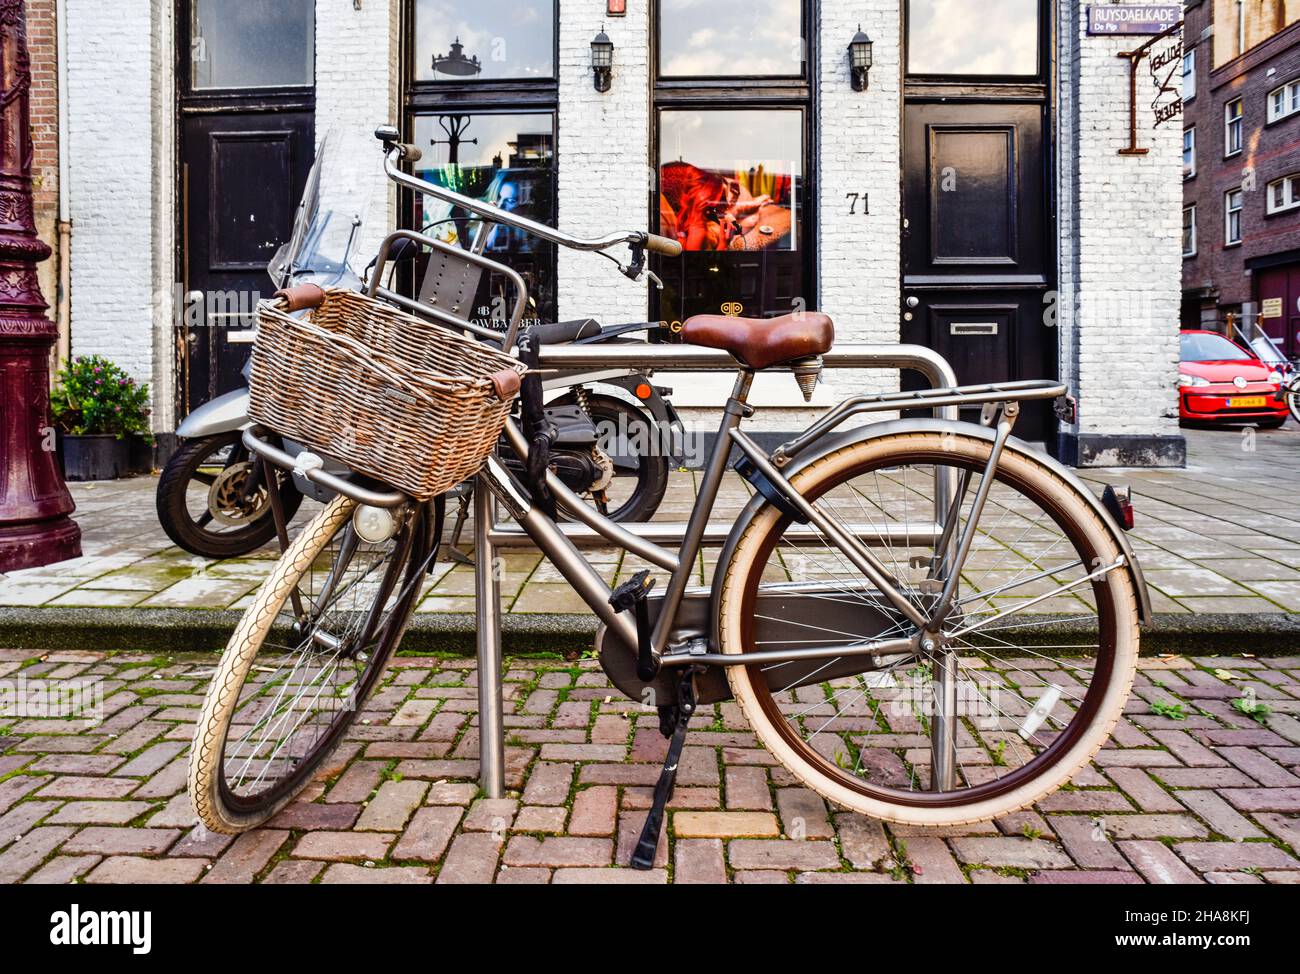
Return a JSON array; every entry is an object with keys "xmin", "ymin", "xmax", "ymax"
[{"xmin": 157, "ymin": 136, "xmax": 685, "ymax": 559}]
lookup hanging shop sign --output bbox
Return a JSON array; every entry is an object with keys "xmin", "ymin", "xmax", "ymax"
[
  {"xmin": 1087, "ymin": 4, "xmax": 1182, "ymax": 35},
  {"xmin": 1116, "ymin": 21, "xmax": 1183, "ymax": 155}
]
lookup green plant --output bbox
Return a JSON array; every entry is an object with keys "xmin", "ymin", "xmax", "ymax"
[
  {"xmin": 51, "ymin": 355, "xmax": 152, "ymax": 441},
  {"xmin": 1231, "ymin": 696, "xmax": 1271, "ymax": 724},
  {"xmin": 1150, "ymin": 700, "xmax": 1186, "ymax": 721}
]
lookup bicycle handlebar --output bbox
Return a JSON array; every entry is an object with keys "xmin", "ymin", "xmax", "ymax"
[{"xmin": 381, "ymin": 138, "xmax": 675, "ymax": 257}]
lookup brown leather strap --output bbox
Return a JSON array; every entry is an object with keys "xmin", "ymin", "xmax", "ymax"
[
  {"xmin": 489, "ymin": 369, "xmax": 522, "ymax": 401},
  {"xmin": 273, "ymin": 283, "xmax": 327, "ymax": 312}
]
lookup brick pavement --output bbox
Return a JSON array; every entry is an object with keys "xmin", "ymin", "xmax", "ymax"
[{"xmin": 0, "ymin": 647, "xmax": 1297, "ymax": 884}]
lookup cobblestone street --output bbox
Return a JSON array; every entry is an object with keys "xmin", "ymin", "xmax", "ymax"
[{"xmin": 0, "ymin": 647, "xmax": 1297, "ymax": 884}]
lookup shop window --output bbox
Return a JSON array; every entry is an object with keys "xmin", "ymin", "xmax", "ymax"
[
  {"xmin": 404, "ymin": 2, "xmax": 559, "ymax": 327},
  {"xmin": 657, "ymin": 0, "xmax": 804, "ymax": 78},
  {"xmin": 408, "ymin": 112, "xmax": 557, "ymax": 326},
  {"xmin": 412, "ymin": 0, "xmax": 555, "ymax": 82},
  {"xmin": 190, "ymin": 0, "xmax": 314, "ymax": 90},
  {"xmin": 1183, "ymin": 205, "xmax": 1196, "ymax": 257},
  {"xmin": 1225, "ymin": 99, "xmax": 1243, "ymax": 156},
  {"xmin": 655, "ymin": 109, "xmax": 804, "ymax": 323},
  {"xmin": 1225, "ymin": 188, "xmax": 1243, "ymax": 246},
  {"xmin": 1183, "ymin": 127, "xmax": 1195, "ymax": 179},
  {"xmin": 1267, "ymin": 79, "xmax": 1300, "ymax": 123},
  {"xmin": 1267, "ymin": 174, "xmax": 1300, "ymax": 214},
  {"xmin": 907, "ymin": 0, "xmax": 1039, "ymax": 76},
  {"xmin": 652, "ymin": 1, "xmax": 814, "ymax": 327}
]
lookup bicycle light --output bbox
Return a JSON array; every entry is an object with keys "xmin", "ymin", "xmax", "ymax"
[{"xmin": 353, "ymin": 505, "xmax": 398, "ymax": 543}]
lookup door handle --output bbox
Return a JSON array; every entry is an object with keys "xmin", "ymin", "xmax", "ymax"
[{"xmin": 905, "ymin": 296, "xmax": 919, "ymax": 308}]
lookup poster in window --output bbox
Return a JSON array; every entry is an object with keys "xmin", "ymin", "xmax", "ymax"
[{"xmin": 658, "ymin": 110, "xmax": 801, "ymax": 253}]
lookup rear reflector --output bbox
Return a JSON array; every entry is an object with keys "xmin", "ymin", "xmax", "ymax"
[{"xmin": 1101, "ymin": 484, "xmax": 1135, "ymax": 531}]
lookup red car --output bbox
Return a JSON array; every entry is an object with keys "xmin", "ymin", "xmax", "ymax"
[{"xmin": 1179, "ymin": 329, "xmax": 1288, "ymax": 427}]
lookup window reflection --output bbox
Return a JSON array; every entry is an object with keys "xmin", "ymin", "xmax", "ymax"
[
  {"xmin": 907, "ymin": 0, "xmax": 1039, "ymax": 76},
  {"xmin": 414, "ymin": 0, "xmax": 555, "ymax": 82},
  {"xmin": 411, "ymin": 113, "xmax": 557, "ymax": 326},
  {"xmin": 191, "ymin": 0, "xmax": 314, "ymax": 90},
  {"xmin": 658, "ymin": 0, "xmax": 804, "ymax": 77}
]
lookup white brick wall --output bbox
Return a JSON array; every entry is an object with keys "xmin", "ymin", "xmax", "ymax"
[
  {"xmin": 314, "ymin": 0, "xmax": 400, "ymax": 264},
  {"xmin": 555, "ymin": 3, "xmax": 652, "ymax": 325},
  {"xmin": 1059, "ymin": 0, "xmax": 1182, "ymax": 449},
  {"xmin": 65, "ymin": 0, "xmax": 170, "ymax": 427},
  {"xmin": 816, "ymin": 0, "xmax": 902, "ymax": 406}
]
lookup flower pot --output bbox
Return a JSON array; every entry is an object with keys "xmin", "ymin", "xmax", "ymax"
[{"xmin": 60, "ymin": 434, "xmax": 131, "ymax": 482}]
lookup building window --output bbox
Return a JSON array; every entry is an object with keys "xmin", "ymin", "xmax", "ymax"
[
  {"xmin": 1225, "ymin": 98, "xmax": 1243, "ymax": 156},
  {"xmin": 658, "ymin": 0, "xmax": 803, "ymax": 77},
  {"xmin": 1183, "ymin": 127, "xmax": 1195, "ymax": 178},
  {"xmin": 1183, "ymin": 205, "xmax": 1196, "ymax": 257},
  {"xmin": 1182, "ymin": 48, "xmax": 1195, "ymax": 101},
  {"xmin": 403, "ymin": 0, "xmax": 559, "ymax": 327},
  {"xmin": 1267, "ymin": 79, "xmax": 1300, "ymax": 123},
  {"xmin": 189, "ymin": 0, "xmax": 314, "ymax": 90},
  {"xmin": 412, "ymin": 0, "xmax": 556, "ymax": 82},
  {"xmin": 907, "ymin": 0, "xmax": 1039, "ymax": 75},
  {"xmin": 1267, "ymin": 174, "xmax": 1300, "ymax": 214},
  {"xmin": 653, "ymin": 0, "xmax": 814, "ymax": 326},
  {"xmin": 1225, "ymin": 188, "xmax": 1243, "ymax": 246}
]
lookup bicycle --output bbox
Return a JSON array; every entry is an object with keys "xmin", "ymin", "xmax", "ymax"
[{"xmin": 188, "ymin": 128, "xmax": 1151, "ymax": 870}]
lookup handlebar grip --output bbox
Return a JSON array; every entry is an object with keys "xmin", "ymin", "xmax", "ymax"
[
  {"xmin": 644, "ymin": 233, "xmax": 683, "ymax": 257},
  {"xmin": 398, "ymin": 144, "xmax": 423, "ymax": 164}
]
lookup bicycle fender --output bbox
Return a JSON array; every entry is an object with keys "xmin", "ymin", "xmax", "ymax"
[
  {"xmin": 176, "ymin": 388, "xmax": 252, "ymax": 439},
  {"xmin": 708, "ymin": 418, "xmax": 1152, "ymax": 655}
]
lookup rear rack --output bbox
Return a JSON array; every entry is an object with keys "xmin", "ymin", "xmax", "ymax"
[
  {"xmin": 242, "ymin": 426, "xmax": 408, "ymax": 509},
  {"xmin": 772, "ymin": 379, "xmax": 1069, "ymax": 466}
]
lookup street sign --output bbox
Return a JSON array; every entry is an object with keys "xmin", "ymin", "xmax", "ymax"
[{"xmin": 1087, "ymin": 4, "xmax": 1181, "ymax": 35}]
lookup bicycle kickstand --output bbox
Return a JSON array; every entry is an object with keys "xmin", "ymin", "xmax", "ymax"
[{"xmin": 630, "ymin": 665, "xmax": 702, "ymax": 870}]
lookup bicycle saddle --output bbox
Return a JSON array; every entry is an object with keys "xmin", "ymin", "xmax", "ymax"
[{"xmin": 681, "ymin": 311, "xmax": 834, "ymax": 370}]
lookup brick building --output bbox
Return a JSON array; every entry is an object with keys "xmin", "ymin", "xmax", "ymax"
[
  {"xmin": 32, "ymin": 1, "xmax": 1186, "ymax": 465},
  {"xmin": 1181, "ymin": 0, "xmax": 1300, "ymax": 356}
]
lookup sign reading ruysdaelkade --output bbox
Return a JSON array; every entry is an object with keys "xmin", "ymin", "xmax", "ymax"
[{"xmin": 1087, "ymin": 4, "xmax": 1182, "ymax": 35}]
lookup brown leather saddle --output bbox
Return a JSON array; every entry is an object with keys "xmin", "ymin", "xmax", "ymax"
[{"xmin": 680, "ymin": 311, "xmax": 834, "ymax": 370}]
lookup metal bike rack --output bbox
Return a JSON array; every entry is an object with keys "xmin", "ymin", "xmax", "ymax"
[{"xmin": 472, "ymin": 343, "xmax": 961, "ymax": 797}]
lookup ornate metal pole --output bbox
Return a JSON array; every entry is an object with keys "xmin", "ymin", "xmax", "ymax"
[{"xmin": 0, "ymin": 0, "xmax": 80, "ymax": 571}]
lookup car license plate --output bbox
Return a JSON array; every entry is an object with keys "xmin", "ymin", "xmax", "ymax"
[{"xmin": 1232, "ymin": 396, "xmax": 1267, "ymax": 408}]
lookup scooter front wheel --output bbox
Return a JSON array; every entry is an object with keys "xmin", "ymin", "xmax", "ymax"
[{"xmin": 156, "ymin": 431, "xmax": 304, "ymax": 558}]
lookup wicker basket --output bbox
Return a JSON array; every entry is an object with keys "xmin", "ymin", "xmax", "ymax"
[{"xmin": 248, "ymin": 285, "xmax": 525, "ymax": 500}]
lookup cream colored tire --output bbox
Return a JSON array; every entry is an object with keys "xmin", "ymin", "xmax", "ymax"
[
  {"xmin": 718, "ymin": 432, "xmax": 1140, "ymax": 827},
  {"xmin": 189, "ymin": 496, "xmax": 356, "ymax": 834}
]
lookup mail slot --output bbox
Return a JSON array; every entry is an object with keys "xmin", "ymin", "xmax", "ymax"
[{"xmin": 950, "ymin": 321, "xmax": 999, "ymax": 336}]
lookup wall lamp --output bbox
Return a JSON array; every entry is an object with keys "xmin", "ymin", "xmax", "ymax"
[
  {"xmin": 592, "ymin": 30, "xmax": 614, "ymax": 93},
  {"xmin": 849, "ymin": 26, "xmax": 873, "ymax": 92}
]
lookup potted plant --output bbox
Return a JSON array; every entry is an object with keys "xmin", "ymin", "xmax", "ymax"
[{"xmin": 51, "ymin": 355, "xmax": 153, "ymax": 481}]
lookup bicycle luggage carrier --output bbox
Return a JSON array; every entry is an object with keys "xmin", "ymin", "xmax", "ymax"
[{"xmin": 771, "ymin": 379, "xmax": 1069, "ymax": 466}]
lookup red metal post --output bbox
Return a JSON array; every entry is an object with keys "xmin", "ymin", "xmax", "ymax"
[{"xmin": 0, "ymin": 0, "xmax": 80, "ymax": 571}]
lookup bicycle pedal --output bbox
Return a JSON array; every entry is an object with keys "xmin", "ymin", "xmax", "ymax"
[{"xmin": 609, "ymin": 569, "xmax": 655, "ymax": 612}]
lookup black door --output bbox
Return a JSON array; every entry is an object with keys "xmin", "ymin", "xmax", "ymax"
[
  {"xmin": 177, "ymin": 0, "xmax": 315, "ymax": 415},
  {"xmin": 901, "ymin": 0, "xmax": 1055, "ymax": 442},
  {"xmin": 181, "ymin": 115, "xmax": 313, "ymax": 409}
]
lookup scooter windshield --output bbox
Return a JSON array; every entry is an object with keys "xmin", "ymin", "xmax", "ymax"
[{"xmin": 267, "ymin": 132, "xmax": 365, "ymax": 291}]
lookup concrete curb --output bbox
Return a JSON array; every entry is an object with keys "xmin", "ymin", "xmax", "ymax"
[{"xmin": 1, "ymin": 606, "xmax": 1298, "ymax": 656}]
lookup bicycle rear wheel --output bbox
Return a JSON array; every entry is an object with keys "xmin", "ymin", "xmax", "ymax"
[
  {"xmin": 189, "ymin": 495, "xmax": 432, "ymax": 834},
  {"xmin": 719, "ymin": 431, "xmax": 1139, "ymax": 826}
]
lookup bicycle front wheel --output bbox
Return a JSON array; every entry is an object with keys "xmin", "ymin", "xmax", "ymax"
[
  {"xmin": 718, "ymin": 430, "xmax": 1139, "ymax": 826},
  {"xmin": 189, "ymin": 495, "xmax": 432, "ymax": 834}
]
